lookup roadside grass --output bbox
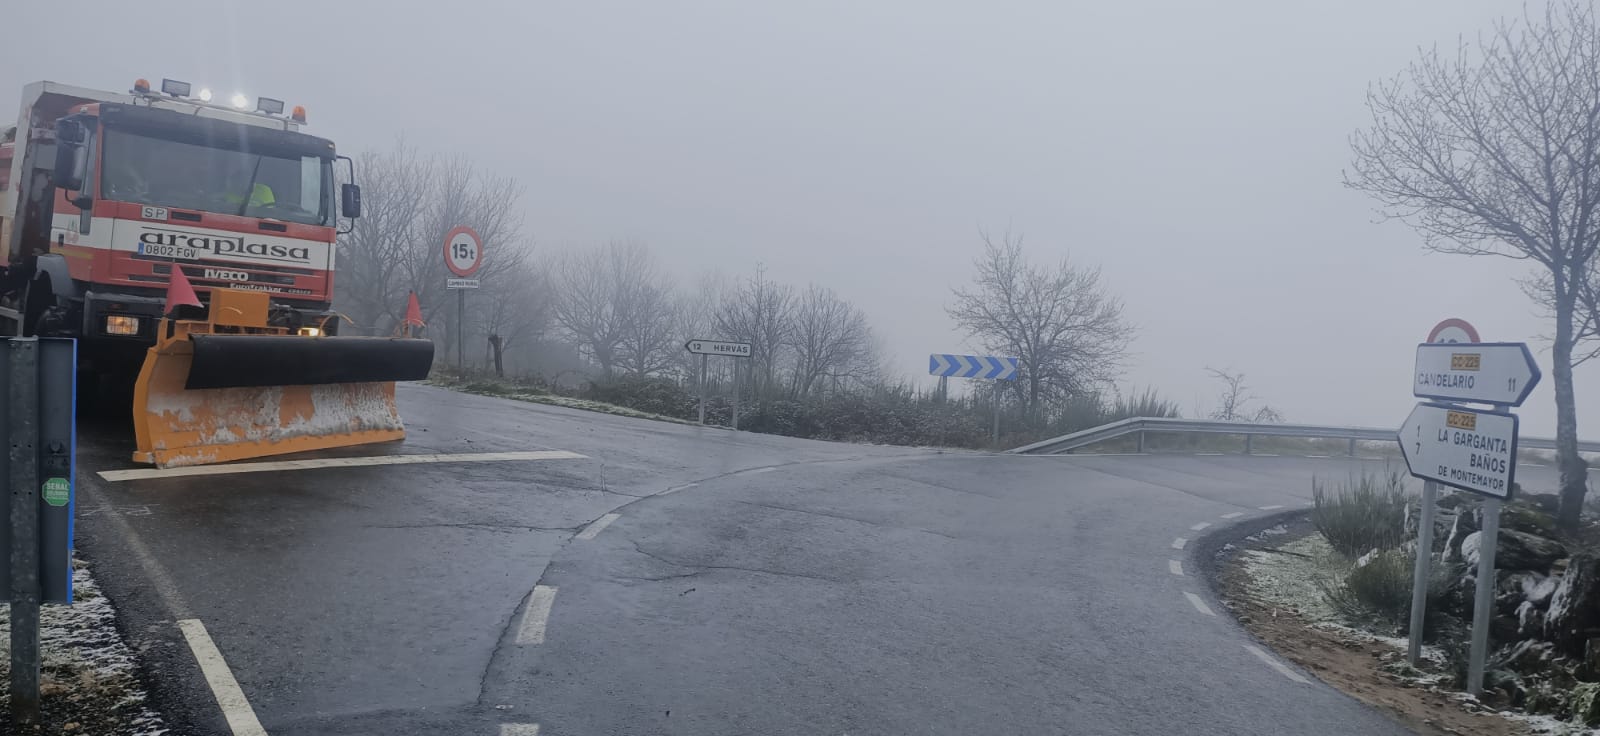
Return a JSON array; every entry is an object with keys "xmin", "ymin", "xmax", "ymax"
[
  {"xmin": 1311, "ymin": 470, "xmax": 1410, "ymax": 558},
  {"xmin": 425, "ymin": 375, "xmax": 710, "ymax": 428}
]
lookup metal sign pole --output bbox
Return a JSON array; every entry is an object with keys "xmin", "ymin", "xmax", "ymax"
[
  {"xmin": 698, "ymin": 353, "xmax": 708, "ymax": 425},
  {"xmin": 456, "ymin": 288, "xmax": 465, "ymax": 375},
  {"xmin": 9, "ymin": 338, "xmax": 41, "ymax": 726},
  {"xmin": 992, "ymin": 380, "xmax": 1001, "ymax": 446},
  {"xmin": 1406, "ymin": 480, "xmax": 1437, "ymax": 665},
  {"xmin": 1467, "ymin": 495, "xmax": 1502, "ymax": 695},
  {"xmin": 731, "ymin": 358, "xmax": 740, "ymax": 430}
]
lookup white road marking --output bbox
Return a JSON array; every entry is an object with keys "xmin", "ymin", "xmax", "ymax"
[
  {"xmin": 1190, "ymin": 522, "xmax": 1212, "ymax": 531},
  {"xmin": 1171, "ymin": 537, "xmax": 1187, "ymax": 550},
  {"xmin": 1245, "ymin": 643, "xmax": 1311, "ymax": 684},
  {"xmin": 516, "ymin": 585, "xmax": 559, "ymax": 645},
  {"xmin": 1169, "ymin": 559, "xmax": 1184, "ymax": 576},
  {"xmin": 501, "ymin": 725, "xmax": 541, "ymax": 736},
  {"xmin": 1259, "ymin": 504, "xmax": 1285, "ymax": 510},
  {"xmin": 177, "ymin": 619, "xmax": 268, "ymax": 736},
  {"xmin": 99, "ymin": 450, "xmax": 588, "ymax": 482},
  {"xmin": 660, "ymin": 482, "xmax": 698, "ymax": 495},
  {"xmin": 1254, "ymin": 453, "xmax": 1279, "ymax": 457},
  {"xmin": 1183, "ymin": 592, "xmax": 1215, "ymax": 616},
  {"xmin": 746, "ymin": 467, "xmax": 776, "ymax": 474},
  {"xmin": 1195, "ymin": 452, "xmax": 1225, "ymax": 456},
  {"xmin": 576, "ymin": 513, "xmax": 620, "ymax": 540},
  {"xmin": 1220, "ymin": 512, "xmax": 1244, "ymax": 519},
  {"xmin": 1304, "ymin": 454, "xmax": 1330, "ymax": 459}
]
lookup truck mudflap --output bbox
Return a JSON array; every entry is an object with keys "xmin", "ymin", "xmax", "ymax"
[{"xmin": 130, "ymin": 289, "xmax": 435, "ymax": 468}]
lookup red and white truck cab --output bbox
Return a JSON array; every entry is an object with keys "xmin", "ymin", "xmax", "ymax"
[{"xmin": 1, "ymin": 78, "xmax": 360, "ymax": 374}]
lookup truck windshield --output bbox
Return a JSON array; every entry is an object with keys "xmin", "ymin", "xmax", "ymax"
[{"xmin": 100, "ymin": 128, "xmax": 334, "ymax": 227}]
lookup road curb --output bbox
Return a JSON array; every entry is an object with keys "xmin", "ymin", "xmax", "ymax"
[{"xmin": 1190, "ymin": 506, "xmax": 1312, "ymax": 619}]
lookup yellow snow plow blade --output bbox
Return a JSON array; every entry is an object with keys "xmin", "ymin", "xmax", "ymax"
[{"xmin": 131, "ymin": 289, "xmax": 435, "ymax": 468}]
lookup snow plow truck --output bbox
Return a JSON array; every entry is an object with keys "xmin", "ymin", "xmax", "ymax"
[{"xmin": 1, "ymin": 78, "xmax": 434, "ymax": 467}]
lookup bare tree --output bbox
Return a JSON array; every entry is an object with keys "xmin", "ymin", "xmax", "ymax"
[
  {"xmin": 716, "ymin": 265, "xmax": 794, "ymax": 403},
  {"xmin": 788, "ymin": 285, "xmax": 872, "ymax": 399},
  {"xmin": 475, "ymin": 261, "xmax": 551, "ymax": 375},
  {"xmin": 1346, "ymin": 0, "xmax": 1600, "ymax": 528},
  {"xmin": 549, "ymin": 241, "xmax": 675, "ymax": 377},
  {"xmin": 947, "ymin": 231, "xmax": 1132, "ymax": 415},
  {"xmin": 334, "ymin": 139, "xmax": 432, "ymax": 332},
  {"xmin": 1205, "ymin": 367, "xmax": 1282, "ymax": 423}
]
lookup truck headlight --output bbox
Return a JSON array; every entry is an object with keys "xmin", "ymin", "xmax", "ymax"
[
  {"xmin": 297, "ymin": 327, "xmax": 322, "ymax": 337},
  {"xmin": 105, "ymin": 315, "xmax": 140, "ymax": 336}
]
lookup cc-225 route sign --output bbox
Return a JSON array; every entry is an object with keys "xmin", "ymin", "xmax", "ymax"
[
  {"xmin": 443, "ymin": 225, "xmax": 484, "ymax": 278},
  {"xmin": 1399, "ymin": 402, "xmax": 1519, "ymax": 500},
  {"xmin": 1413, "ymin": 342, "xmax": 1540, "ymax": 406}
]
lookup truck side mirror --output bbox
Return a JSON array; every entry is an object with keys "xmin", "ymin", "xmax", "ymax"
[
  {"xmin": 52, "ymin": 120, "xmax": 88, "ymax": 192},
  {"xmin": 341, "ymin": 183, "xmax": 362, "ymax": 219}
]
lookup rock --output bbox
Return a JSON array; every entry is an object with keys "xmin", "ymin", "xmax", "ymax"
[
  {"xmin": 1525, "ymin": 682, "xmax": 1570, "ymax": 715},
  {"xmin": 1437, "ymin": 491, "xmax": 1473, "ymax": 511},
  {"xmin": 1573, "ymin": 682, "xmax": 1600, "ymax": 726},
  {"xmin": 1518, "ymin": 491, "xmax": 1561, "ymax": 514},
  {"xmin": 1587, "ymin": 639, "xmax": 1600, "ymax": 680},
  {"xmin": 1441, "ymin": 512, "xmax": 1473, "ymax": 564},
  {"xmin": 1492, "ymin": 613, "xmax": 1521, "ymax": 642},
  {"xmin": 1518, "ymin": 601, "xmax": 1546, "ymax": 638},
  {"xmin": 1546, "ymin": 554, "xmax": 1600, "ymax": 657},
  {"xmin": 1526, "ymin": 573, "xmax": 1559, "ymax": 606},
  {"xmin": 1485, "ymin": 669, "xmax": 1526, "ymax": 705},
  {"xmin": 1463, "ymin": 529, "xmax": 1566, "ymax": 573},
  {"xmin": 1500, "ymin": 503, "xmax": 1560, "ymax": 538}
]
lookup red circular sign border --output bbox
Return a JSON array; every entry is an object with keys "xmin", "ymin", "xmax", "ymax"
[
  {"xmin": 1426, "ymin": 318, "xmax": 1480, "ymax": 344},
  {"xmin": 443, "ymin": 225, "xmax": 484, "ymax": 278}
]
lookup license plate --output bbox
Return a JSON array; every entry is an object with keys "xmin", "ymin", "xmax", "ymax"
[{"xmin": 137, "ymin": 243, "xmax": 198, "ymax": 260}]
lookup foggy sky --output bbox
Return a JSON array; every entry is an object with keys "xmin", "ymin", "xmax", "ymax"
[{"xmin": 6, "ymin": 1, "xmax": 1596, "ymax": 436}]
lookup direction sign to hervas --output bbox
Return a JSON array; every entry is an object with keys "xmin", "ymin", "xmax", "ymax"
[
  {"xmin": 685, "ymin": 340, "xmax": 752, "ymax": 357},
  {"xmin": 1399, "ymin": 402, "xmax": 1518, "ymax": 500},
  {"xmin": 1413, "ymin": 342, "xmax": 1540, "ymax": 406}
]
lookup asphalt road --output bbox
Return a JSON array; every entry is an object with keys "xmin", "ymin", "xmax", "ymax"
[{"xmin": 71, "ymin": 384, "xmax": 1566, "ymax": 735}]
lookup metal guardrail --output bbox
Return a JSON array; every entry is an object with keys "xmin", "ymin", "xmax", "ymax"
[{"xmin": 1007, "ymin": 417, "xmax": 1600, "ymax": 456}]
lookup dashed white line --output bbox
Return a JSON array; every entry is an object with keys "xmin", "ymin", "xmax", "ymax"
[
  {"xmin": 660, "ymin": 482, "xmax": 698, "ymax": 495},
  {"xmin": 1195, "ymin": 452, "xmax": 1225, "ymax": 456},
  {"xmin": 576, "ymin": 513, "xmax": 620, "ymax": 540},
  {"xmin": 1169, "ymin": 560, "xmax": 1184, "ymax": 576},
  {"xmin": 501, "ymin": 725, "xmax": 541, "ymax": 736},
  {"xmin": 1244, "ymin": 643, "xmax": 1311, "ymax": 684},
  {"xmin": 177, "ymin": 619, "xmax": 268, "ymax": 736},
  {"xmin": 515, "ymin": 585, "xmax": 559, "ymax": 645},
  {"xmin": 1190, "ymin": 522, "xmax": 1212, "ymax": 531},
  {"xmin": 1171, "ymin": 537, "xmax": 1188, "ymax": 550},
  {"xmin": 1220, "ymin": 512, "xmax": 1244, "ymax": 519},
  {"xmin": 1304, "ymin": 454, "xmax": 1330, "ymax": 459},
  {"xmin": 1183, "ymin": 592, "xmax": 1215, "ymax": 616},
  {"xmin": 1258, "ymin": 505, "xmax": 1285, "ymax": 511},
  {"xmin": 746, "ymin": 467, "xmax": 777, "ymax": 475},
  {"xmin": 1253, "ymin": 453, "xmax": 1279, "ymax": 457},
  {"xmin": 99, "ymin": 450, "xmax": 588, "ymax": 481}
]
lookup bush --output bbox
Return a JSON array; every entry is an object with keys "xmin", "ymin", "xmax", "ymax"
[
  {"xmin": 1322, "ymin": 550, "xmax": 1461, "ymax": 635},
  {"xmin": 1312, "ymin": 470, "xmax": 1411, "ymax": 558}
]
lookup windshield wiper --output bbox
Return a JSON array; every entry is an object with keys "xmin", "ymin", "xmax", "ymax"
[{"xmin": 237, "ymin": 156, "xmax": 265, "ymax": 216}]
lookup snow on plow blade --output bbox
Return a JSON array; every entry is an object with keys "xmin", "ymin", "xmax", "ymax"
[{"xmin": 133, "ymin": 334, "xmax": 434, "ymax": 468}]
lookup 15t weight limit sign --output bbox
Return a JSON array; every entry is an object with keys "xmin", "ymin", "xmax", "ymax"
[{"xmin": 1399, "ymin": 403, "xmax": 1519, "ymax": 500}]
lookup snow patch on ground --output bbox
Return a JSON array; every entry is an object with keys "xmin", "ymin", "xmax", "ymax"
[{"xmin": 1, "ymin": 563, "xmax": 167, "ymax": 734}]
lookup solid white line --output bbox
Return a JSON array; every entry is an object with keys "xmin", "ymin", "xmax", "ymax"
[
  {"xmin": 177, "ymin": 619, "xmax": 268, "ymax": 736},
  {"xmin": 1254, "ymin": 453, "xmax": 1279, "ymax": 457},
  {"xmin": 1169, "ymin": 559, "xmax": 1184, "ymax": 576},
  {"xmin": 1220, "ymin": 512, "xmax": 1244, "ymax": 519},
  {"xmin": 660, "ymin": 482, "xmax": 698, "ymax": 495},
  {"xmin": 1259, "ymin": 504, "xmax": 1285, "ymax": 510},
  {"xmin": 1304, "ymin": 455, "xmax": 1330, "ymax": 459},
  {"xmin": 1171, "ymin": 537, "xmax": 1187, "ymax": 550},
  {"xmin": 516, "ymin": 585, "xmax": 559, "ymax": 645},
  {"xmin": 501, "ymin": 725, "xmax": 541, "ymax": 736},
  {"xmin": 1195, "ymin": 452, "xmax": 1225, "ymax": 456},
  {"xmin": 576, "ymin": 513, "xmax": 620, "ymax": 540},
  {"xmin": 1190, "ymin": 522, "xmax": 1212, "ymax": 531},
  {"xmin": 99, "ymin": 450, "xmax": 588, "ymax": 482},
  {"xmin": 1244, "ymin": 644, "xmax": 1311, "ymax": 684},
  {"xmin": 1183, "ymin": 592, "xmax": 1215, "ymax": 616},
  {"xmin": 746, "ymin": 467, "xmax": 776, "ymax": 474}
]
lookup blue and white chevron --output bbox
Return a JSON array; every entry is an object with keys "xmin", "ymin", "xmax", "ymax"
[{"xmin": 928, "ymin": 354, "xmax": 1019, "ymax": 380}]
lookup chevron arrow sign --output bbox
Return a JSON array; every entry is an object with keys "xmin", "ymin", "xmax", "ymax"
[{"xmin": 929, "ymin": 354, "xmax": 1019, "ymax": 380}]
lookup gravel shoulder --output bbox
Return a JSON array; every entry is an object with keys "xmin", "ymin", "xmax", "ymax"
[{"xmin": 1206, "ymin": 514, "xmax": 1558, "ymax": 736}]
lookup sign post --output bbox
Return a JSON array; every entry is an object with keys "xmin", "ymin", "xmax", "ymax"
[
  {"xmin": 1397, "ymin": 319, "xmax": 1538, "ymax": 693},
  {"xmin": 930, "ymin": 354, "xmax": 1019, "ymax": 446},
  {"xmin": 685, "ymin": 340, "xmax": 752, "ymax": 427},
  {"xmin": 443, "ymin": 226, "xmax": 485, "ymax": 374},
  {"xmin": 2, "ymin": 338, "xmax": 77, "ymax": 728}
]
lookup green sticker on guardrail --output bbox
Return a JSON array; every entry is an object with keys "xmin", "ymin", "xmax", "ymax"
[{"xmin": 43, "ymin": 477, "xmax": 69, "ymax": 507}]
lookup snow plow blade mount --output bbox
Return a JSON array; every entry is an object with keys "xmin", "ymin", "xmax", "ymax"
[{"xmin": 132, "ymin": 289, "xmax": 435, "ymax": 468}]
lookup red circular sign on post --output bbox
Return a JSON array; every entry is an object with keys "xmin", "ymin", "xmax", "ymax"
[
  {"xmin": 1427, "ymin": 318, "xmax": 1480, "ymax": 344},
  {"xmin": 443, "ymin": 225, "xmax": 484, "ymax": 278}
]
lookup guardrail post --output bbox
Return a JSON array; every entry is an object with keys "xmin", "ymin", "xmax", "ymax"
[
  {"xmin": 1136, "ymin": 431, "xmax": 1146, "ymax": 454},
  {"xmin": 1244, "ymin": 434, "xmax": 1253, "ymax": 455},
  {"xmin": 1347, "ymin": 437, "xmax": 1357, "ymax": 456}
]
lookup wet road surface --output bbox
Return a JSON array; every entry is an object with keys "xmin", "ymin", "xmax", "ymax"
[{"xmin": 71, "ymin": 384, "xmax": 1565, "ymax": 735}]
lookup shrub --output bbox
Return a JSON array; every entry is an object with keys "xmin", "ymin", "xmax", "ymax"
[
  {"xmin": 1312, "ymin": 470, "xmax": 1410, "ymax": 558},
  {"xmin": 1322, "ymin": 550, "xmax": 1461, "ymax": 635}
]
